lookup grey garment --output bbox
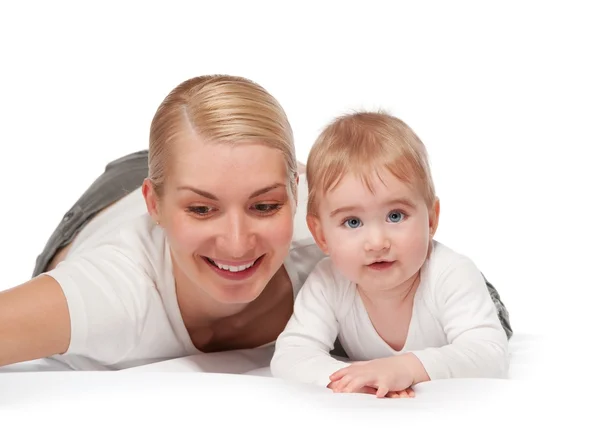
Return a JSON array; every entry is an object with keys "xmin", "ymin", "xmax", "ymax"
[
  {"xmin": 32, "ymin": 150, "xmax": 150, "ymax": 277},
  {"xmin": 33, "ymin": 150, "xmax": 513, "ymax": 344},
  {"xmin": 483, "ymin": 274, "xmax": 513, "ymax": 340}
]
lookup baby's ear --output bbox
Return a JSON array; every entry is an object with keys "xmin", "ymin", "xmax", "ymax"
[
  {"xmin": 307, "ymin": 214, "xmax": 329, "ymax": 255},
  {"xmin": 429, "ymin": 197, "xmax": 440, "ymax": 237}
]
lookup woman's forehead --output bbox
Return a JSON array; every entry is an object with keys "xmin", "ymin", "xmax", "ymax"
[
  {"xmin": 166, "ymin": 140, "xmax": 289, "ymax": 196},
  {"xmin": 175, "ymin": 134, "xmax": 284, "ymax": 164}
]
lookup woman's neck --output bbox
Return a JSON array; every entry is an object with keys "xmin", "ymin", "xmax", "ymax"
[{"xmin": 173, "ymin": 262, "xmax": 294, "ymax": 352}]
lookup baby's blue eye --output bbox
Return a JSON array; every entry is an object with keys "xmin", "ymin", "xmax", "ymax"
[
  {"xmin": 343, "ymin": 217, "xmax": 363, "ymax": 229},
  {"xmin": 387, "ymin": 211, "xmax": 404, "ymax": 223}
]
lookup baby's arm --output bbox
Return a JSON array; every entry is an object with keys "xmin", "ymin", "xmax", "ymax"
[
  {"xmin": 411, "ymin": 257, "xmax": 510, "ymax": 380},
  {"xmin": 270, "ymin": 260, "xmax": 349, "ymax": 387}
]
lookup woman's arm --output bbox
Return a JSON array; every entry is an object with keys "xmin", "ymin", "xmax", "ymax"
[{"xmin": 0, "ymin": 275, "xmax": 71, "ymax": 367}]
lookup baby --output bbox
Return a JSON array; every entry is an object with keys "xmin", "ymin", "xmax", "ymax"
[{"xmin": 270, "ymin": 111, "xmax": 509, "ymax": 398}]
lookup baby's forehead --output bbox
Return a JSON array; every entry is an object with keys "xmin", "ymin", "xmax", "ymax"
[
  {"xmin": 328, "ymin": 168, "xmax": 419, "ymax": 194},
  {"xmin": 319, "ymin": 171, "xmax": 423, "ymax": 207}
]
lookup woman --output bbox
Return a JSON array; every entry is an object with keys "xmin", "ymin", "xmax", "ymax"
[{"xmin": 0, "ymin": 74, "xmax": 512, "ymax": 371}]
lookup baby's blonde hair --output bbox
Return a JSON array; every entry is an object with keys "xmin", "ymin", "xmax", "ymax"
[
  {"xmin": 148, "ymin": 74, "xmax": 297, "ymax": 199},
  {"xmin": 306, "ymin": 111, "xmax": 436, "ymax": 216}
]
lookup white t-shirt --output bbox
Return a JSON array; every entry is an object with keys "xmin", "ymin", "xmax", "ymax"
[
  {"xmin": 270, "ymin": 241, "xmax": 510, "ymax": 387},
  {"xmin": 44, "ymin": 174, "xmax": 325, "ymax": 371}
]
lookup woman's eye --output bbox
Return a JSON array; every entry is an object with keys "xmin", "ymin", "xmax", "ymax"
[
  {"xmin": 187, "ymin": 206, "xmax": 213, "ymax": 216},
  {"xmin": 387, "ymin": 210, "xmax": 405, "ymax": 223},
  {"xmin": 253, "ymin": 203, "xmax": 282, "ymax": 214},
  {"xmin": 343, "ymin": 217, "xmax": 363, "ymax": 229}
]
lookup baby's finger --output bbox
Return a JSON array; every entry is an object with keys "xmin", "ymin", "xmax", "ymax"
[
  {"xmin": 357, "ymin": 386, "xmax": 378, "ymax": 396},
  {"xmin": 327, "ymin": 380, "xmax": 342, "ymax": 392},
  {"xmin": 376, "ymin": 384, "xmax": 389, "ymax": 398},
  {"xmin": 330, "ymin": 361, "xmax": 368, "ymax": 381},
  {"xmin": 343, "ymin": 375, "xmax": 373, "ymax": 394},
  {"xmin": 406, "ymin": 387, "xmax": 415, "ymax": 398},
  {"xmin": 329, "ymin": 366, "xmax": 352, "ymax": 382},
  {"xmin": 334, "ymin": 374, "xmax": 356, "ymax": 393}
]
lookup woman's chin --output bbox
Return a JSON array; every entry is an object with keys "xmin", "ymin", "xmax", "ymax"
[{"xmin": 211, "ymin": 281, "xmax": 265, "ymax": 304}]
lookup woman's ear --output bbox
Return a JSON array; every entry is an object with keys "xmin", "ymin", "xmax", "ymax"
[
  {"xmin": 307, "ymin": 214, "xmax": 329, "ymax": 255},
  {"xmin": 142, "ymin": 178, "xmax": 161, "ymax": 225}
]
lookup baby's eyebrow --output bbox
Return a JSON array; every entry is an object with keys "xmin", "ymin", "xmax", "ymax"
[
  {"xmin": 386, "ymin": 198, "xmax": 416, "ymax": 209},
  {"xmin": 330, "ymin": 205, "xmax": 360, "ymax": 218},
  {"xmin": 329, "ymin": 198, "xmax": 417, "ymax": 218}
]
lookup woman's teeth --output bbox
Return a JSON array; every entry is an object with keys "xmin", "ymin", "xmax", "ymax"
[{"xmin": 208, "ymin": 258, "xmax": 257, "ymax": 272}]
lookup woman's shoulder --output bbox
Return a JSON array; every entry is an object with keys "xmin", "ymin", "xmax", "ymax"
[{"xmin": 58, "ymin": 206, "xmax": 171, "ymax": 297}]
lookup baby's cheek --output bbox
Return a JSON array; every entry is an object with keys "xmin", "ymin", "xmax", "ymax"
[
  {"xmin": 402, "ymin": 232, "xmax": 430, "ymax": 265},
  {"xmin": 329, "ymin": 247, "xmax": 362, "ymax": 278}
]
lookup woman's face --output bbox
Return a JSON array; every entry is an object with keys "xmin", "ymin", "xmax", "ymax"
[{"xmin": 148, "ymin": 133, "xmax": 296, "ymax": 305}]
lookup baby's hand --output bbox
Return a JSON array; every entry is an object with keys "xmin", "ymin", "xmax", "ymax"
[
  {"xmin": 386, "ymin": 388, "xmax": 415, "ymax": 398},
  {"xmin": 328, "ymin": 357, "xmax": 415, "ymax": 398},
  {"xmin": 327, "ymin": 380, "xmax": 414, "ymax": 398}
]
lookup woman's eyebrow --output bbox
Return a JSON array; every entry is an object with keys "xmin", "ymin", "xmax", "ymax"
[
  {"xmin": 248, "ymin": 183, "xmax": 286, "ymax": 199},
  {"xmin": 176, "ymin": 183, "xmax": 285, "ymax": 201},
  {"xmin": 176, "ymin": 186, "xmax": 217, "ymax": 200}
]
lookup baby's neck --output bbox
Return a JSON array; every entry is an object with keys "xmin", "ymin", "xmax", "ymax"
[{"xmin": 357, "ymin": 271, "xmax": 420, "ymax": 308}]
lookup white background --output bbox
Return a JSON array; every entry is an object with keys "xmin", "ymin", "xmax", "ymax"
[{"xmin": 0, "ymin": 0, "xmax": 598, "ymax": 379}]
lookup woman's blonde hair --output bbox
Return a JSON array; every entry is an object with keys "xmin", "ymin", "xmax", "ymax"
[
  {"xmin": 306, "ymin": 111, "xmax": 436, "ymax": 216},
  {"xmin": 148, "ymin": 74, "xmax": 297, "ymax": 198}
]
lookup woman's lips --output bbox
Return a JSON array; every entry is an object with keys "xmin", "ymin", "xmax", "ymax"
[{"xmin": 202, "ymin": 255, "xmax": 265, "ymax": 281}]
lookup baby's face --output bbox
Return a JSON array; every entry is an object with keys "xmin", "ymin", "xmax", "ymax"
[{"xmin": 313, "ymin": 169, "xmax": 435, "ymax": 293}]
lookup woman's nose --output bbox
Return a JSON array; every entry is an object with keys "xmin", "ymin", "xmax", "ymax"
[{"xmin": 216, "ymin": 212, "xmax": 257, "ymax": 258}]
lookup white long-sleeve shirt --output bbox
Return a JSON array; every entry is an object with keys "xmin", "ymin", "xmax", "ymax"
[{"xmin": 270, "ymin": 241, "xmax": 509, "ymax": 387}]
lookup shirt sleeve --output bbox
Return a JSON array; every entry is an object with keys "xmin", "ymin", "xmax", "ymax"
[
  {"xmin": 410, "ymin": 257, "xmax": 510, "ymax": 380},
  {"xmin": 44, "ymin": 245, "xmax": 153, "ymax": 366},
  {"xmin": 270, "ymin": 259, "xmax": 349, "ymax": 387}
]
